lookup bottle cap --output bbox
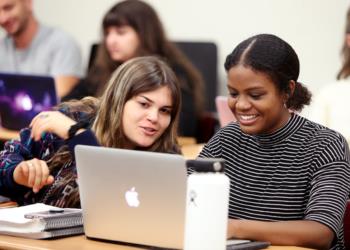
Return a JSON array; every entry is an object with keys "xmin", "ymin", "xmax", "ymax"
[{"xmin": 186, "ymin": 158, "xmax": 225, "ymax": 173}]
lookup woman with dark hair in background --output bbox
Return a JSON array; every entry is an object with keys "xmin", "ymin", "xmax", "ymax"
[
  {"xmin": 0, "ymin": 56, "xmax": 181, "ymax": 208},
  {"xmin": 197, "ymin": 34, "xmax": 350, "ymax": 249},
  {"xmin": 309, "ymin": 7, "xmax": 350, "ymax": 142},
  {"xmin": 64, "ymin": 0, "xmax": 204, "ymax": 138}
]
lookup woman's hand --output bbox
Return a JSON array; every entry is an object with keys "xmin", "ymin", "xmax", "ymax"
[
  {"xmin": 13, "ymin": 159, "xmax": 54, "ymax": 193},
  {"xmin": 30, "ymin": 111, "xmax": 76, "ymax": 141}
]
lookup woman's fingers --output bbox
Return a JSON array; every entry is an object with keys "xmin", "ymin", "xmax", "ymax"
[
  {"xmin": 46, "ymin": 175, "xmax": 55, "ymax": 185},
  {"xmin": 30, "ymin": 112, "xmax": 48, "ymax": 140},
  {"xmin": 37, "ymin": 161, "xmax": 52, "ymax": 191},
  {"xmin": 30, "ymin": 111, "xmax": 76, "ymax": 140},
  {"xmin": 27, "ymin": 161, "xmax": 37, "ymax": 187},
  {"xmin": 14, "ymin": 159, "xmax": 54, "ymax": 193}
]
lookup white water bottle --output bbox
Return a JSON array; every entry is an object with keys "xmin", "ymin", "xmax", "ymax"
[{"xmin": 184, "ymin": 158, "xmax": 230, "ymax": 250}]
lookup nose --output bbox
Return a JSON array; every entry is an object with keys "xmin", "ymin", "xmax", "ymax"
[
  {"xmin": 106, "ymin": 32, "xmax": 119, "ymax": 46},
  {"xmin": 235, "ymin": 95, "xmax": 251, "ymax": 111},
  {"xmin": 0, "ymin": 12, "xmax": 7, "ymax": 25},
  {"xmin": 0, "ymin": 8, "xmax": 11, "ymax": 25},
  {"xmin": 146, "ymin": 108, "xmax": 159, "ymax": 123}
]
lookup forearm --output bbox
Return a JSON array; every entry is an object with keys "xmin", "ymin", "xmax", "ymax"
[
  {"xmin": 55, "ymin": 76, "xmax": 79, "ymax": 98},
  {"xmin": 228, "ymin": 219, "xmax": 333, "ymax": 250}
]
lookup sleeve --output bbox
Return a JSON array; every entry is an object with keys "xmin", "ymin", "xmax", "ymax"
[
  {"xmin": 49, "ymin": 30, "xmax": 83, "ymax": 78},
  {"xmin": 305, "ymin": 134, "xmax": 350, "ymax": 239},
  {"xmin": 0, "ymin": 129, "xmax": 36, "ymax": 196},
  {"xmin": 66, "ymin": 129, "xmax": 99, "ymax": 159}
]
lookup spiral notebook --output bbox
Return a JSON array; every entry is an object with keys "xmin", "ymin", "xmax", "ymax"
[{"xmin": 0, "ymin": 203, "xmax": 83, "ymax": 239}]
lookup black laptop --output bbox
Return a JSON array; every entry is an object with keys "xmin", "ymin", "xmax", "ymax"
[{"xmin": 0, "ymin": 73, "xmax": 58, "ymax": 130}]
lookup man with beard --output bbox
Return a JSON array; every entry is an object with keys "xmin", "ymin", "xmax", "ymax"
[{"xmin": 0, "ymin": 0, "xmax": 83, "ymax": 98}]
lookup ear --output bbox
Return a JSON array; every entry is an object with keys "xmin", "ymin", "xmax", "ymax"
[
  {"xmin": 284, "ymin": 80, "xmax": 296, "ymax": 102},
  {"xmin": 288, "ymin": 80, "xmax": 296, "ymax": 96},
  {"xmin": 346, "ymin": 34, "xmax": 350, "ymax": 48}
]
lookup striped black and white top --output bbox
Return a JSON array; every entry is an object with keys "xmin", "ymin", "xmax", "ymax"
[{"xmin": 199, "ymin": 113, "xmax": 350, "ymax": 250}]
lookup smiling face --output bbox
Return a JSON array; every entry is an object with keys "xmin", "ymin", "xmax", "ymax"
[
  {"xmin": 0, "ymin": 0, "xmax": 31, "ymax": 36},
  {"xmin": 122, "ymin": 86, "xmax": 172, "ymax": 149},
  {"xmin": 105, "ymin": 25, "xmax": 140, "ymax": 62},
  {"xmin": 227, "ymin": 65, "xmax": 291, "ymax": 135}
]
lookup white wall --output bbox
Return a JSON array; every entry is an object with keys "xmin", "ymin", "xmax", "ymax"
[{"xmin": 13, "ymin": 1, "xmax": 350, "ymax": 100}]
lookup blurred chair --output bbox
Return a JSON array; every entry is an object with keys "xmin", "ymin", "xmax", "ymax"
[
  {"xmin": 174, "ymin": 41, "xmax": 219, "ymax": 142},
  {"xmin": 344, "ymin": 200, "xmax": 350, "ymax": 250},
  {"xmin": 174, "ymin": 41, "xmax": 218, "ymax": 112},
  {"xmin": 215, "ymin": 96, "xmax": 236, "ymax": 127}
]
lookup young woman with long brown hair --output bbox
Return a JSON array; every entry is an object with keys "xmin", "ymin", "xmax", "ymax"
[{"xmin": 0, "ymin": 56, "xmax": 181, "ymax": 208}]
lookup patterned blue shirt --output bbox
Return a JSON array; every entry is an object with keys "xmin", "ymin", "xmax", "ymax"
[{"xmin": 0, "ymin": 108, "xmax": 97, "ymax": 207}]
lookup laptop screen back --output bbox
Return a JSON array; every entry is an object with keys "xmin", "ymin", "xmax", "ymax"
[
  {"xmin": 75, "ymin": 145, "xmax": 187, "ymax": 249},
  {"xmin": 0, "ymin": 73, "xmax": 58, "ymax": 130}
]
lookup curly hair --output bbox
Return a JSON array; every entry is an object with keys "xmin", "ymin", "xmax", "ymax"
[{"xmin": 224, "ymin": 34, "xmax": 312, "ymax": 112}]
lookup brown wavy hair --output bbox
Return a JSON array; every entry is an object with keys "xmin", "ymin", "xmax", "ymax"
[
  {"xmin": 92, "ymin": 56, "xmax": 181, "ymax": 151},
  {"xmin": 45, "ymin": 56, "xmax": 181, "ymax": 207}
]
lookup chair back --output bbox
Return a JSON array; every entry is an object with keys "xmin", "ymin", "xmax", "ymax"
[
  {"xmin": 174, "ymin": 41, "xmax": 218, "ymax": 112},
  {"xmin": 215, "ymin": 96, "xmax": 236, "ymax": 127}
]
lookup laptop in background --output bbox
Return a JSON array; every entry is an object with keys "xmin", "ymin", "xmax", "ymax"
[
  {"xmin": 0, "ymin": 73, "xmax": 58, "ymax": 130},
  {"xmin": 75, "ymin": 145, "xmax": 187, "ymax": 249},
  {"xmin": 215, "ymin": 96, "xmax": 236, "ymax": 128}
]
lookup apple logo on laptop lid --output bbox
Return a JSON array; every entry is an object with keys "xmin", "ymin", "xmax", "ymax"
[{"xmin": 125, "ymin": 187, "xmax": 140, "ymax": 207}]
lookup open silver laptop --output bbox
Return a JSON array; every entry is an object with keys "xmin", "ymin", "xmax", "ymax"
[
  {"xmin": 0, "ymin": 72, "xmax": 58, "ymax": 130},
  {"xmin": 75, "ymin": 145, "xmax": 187, "ymax": 249}
]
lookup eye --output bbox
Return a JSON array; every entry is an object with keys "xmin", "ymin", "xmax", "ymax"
[
  {"xmin": 250, "ymin": 93, "xmax": 264, "ymax": 100},
  {"xmin": 117, "ymin": 29, "xmax": 126, "ymax": 35},
  {"xmin": 160, "ymin": 107, "xmax": 171, "ymax": 115},
  {"xmin": 117, "ymin": 26, "xmax": 129, "ymax": 35},
  {"xmin": 3, "ymin": 4, "xmax": 14, "ymax": 11},
  {"xmin": 138, "ymin": 101, "xmax": 149, "ymax": 108},
  {"xmin": 229, "ymin": 92, "xmax": 238, "ymax": 98}
]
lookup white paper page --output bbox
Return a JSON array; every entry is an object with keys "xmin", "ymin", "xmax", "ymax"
[{"xmin": 0, "ymin": 203, "xmax": 58, "ymax": 224}]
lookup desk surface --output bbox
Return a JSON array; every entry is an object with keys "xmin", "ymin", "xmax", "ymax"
[
  {"xmin": 0, "ymin": 235, "xmax": 313, "ymax": 250},
  {"xmin": 181, "ymin": 143, "xmax": 204, "ymax": 159}
]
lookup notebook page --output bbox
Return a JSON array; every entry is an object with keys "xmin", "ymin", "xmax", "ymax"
[{"xmin": 0, "ymin": 203, "xmax": 58, "ymax": 224}]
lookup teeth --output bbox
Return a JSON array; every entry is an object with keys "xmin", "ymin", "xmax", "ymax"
[{"xmin": 240, "ymin": 115, "xmax": 257, "ymax": 120}]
